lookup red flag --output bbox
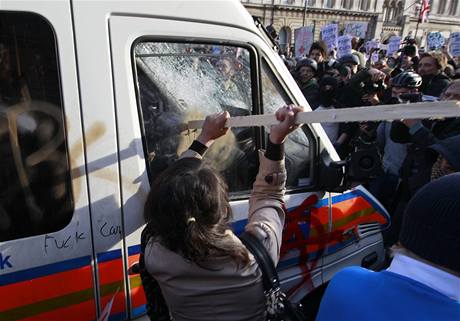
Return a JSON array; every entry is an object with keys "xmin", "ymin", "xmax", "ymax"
[{"xmin": 419, "ymin": 0, "xmax": 430, "ymax": 23}]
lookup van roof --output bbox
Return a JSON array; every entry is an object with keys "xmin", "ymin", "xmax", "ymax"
[{"xmin": 74, "ymin": 0, "xmax": 259, "ymax": 34}]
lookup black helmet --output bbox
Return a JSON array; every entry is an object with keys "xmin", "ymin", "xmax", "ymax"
[
  {"xmin": 337, "ymin": 54, "xmax": 360, "ymax": 66},
  {"xmin": 296, "ymin": 58, "xmax": 318, "ymax": 72},
  {"xmin": 391, "ymin": 71, "xmax": 422, "ymax": 88}
]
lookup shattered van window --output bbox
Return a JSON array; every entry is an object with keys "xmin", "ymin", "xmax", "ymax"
[
  {"xmin": 134, "ymin": 43, "xmax": 258, "ymax": 193},
  {"xmin": 261, "ymin": 59, "xmax": 312, "ymax": 188}
]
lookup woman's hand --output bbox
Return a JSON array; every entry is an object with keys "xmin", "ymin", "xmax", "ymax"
[
  {"xmin": 197, "ymin": 111, "xmax": 230, "ymax": 147},
  {"xmin": 269, "ymin": 104, "xmax": 304, "ymax": 144}
]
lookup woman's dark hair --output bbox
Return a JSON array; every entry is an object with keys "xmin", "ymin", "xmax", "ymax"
[{"xmin": 144, "ymin": 157, "xmax": 249, "ymax": 267}]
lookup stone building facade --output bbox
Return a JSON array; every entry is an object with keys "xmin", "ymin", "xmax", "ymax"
[{"xmin": 241, "ymin": 0, "xmax": 460, "ymax": 51}]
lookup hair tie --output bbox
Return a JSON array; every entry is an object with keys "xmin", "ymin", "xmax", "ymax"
[{"xmin": 187, "ymin": 217, "xmax": 196, "ymax": 225}]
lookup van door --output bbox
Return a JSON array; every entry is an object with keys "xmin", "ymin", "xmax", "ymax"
[
  {"xmin": 108, "ymin": 13, "xmax": 325, "ymax": 319},
  {"xmin": 0, "ymin": 2, "xmax": 96, "ymax": 321}
]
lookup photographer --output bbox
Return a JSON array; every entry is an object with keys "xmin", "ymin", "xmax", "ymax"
[
  {"xmin": 334, "ymin": 66, "xmax": 386, "ymax": 158},
  {"xmin": 368, "ymin": 71, "xmax": 422, "ymax": 220},
  {"xmin": 391, "ymin": 37, "xmax": 419, "ymax": 77},
  {"xmin": 387, "ymin": 80, "xmax": 460, "ymax": 247}
]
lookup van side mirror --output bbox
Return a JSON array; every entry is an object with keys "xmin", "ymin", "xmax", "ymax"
[
  {"xmin": 317, "ymin": 149, "xmax": 347, "ymax": 192},
  {"xmin": 317, "ymin": 141, "xmax": 382, "ymax": 192}
]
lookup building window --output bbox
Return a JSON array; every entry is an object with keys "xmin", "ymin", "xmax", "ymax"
[
  {"xmin": 360, "ymin": 0, "xmax": 370, "ymax": 10},
  {"xmin": 438, "ymin": 0, "xmax": 447, "ymax": 14},
  {"xmin": 279, "ymin": 27, "xmax": 291, "ymax": 53},
  {"xmin": 324, "ymin": 0, "xmax": 335, "ymax": 8},
  {"xmin": 449, "ymin": 0, "xmax": 459, "ymax": 15},
  {"xmin": 307, "ymin": 0, "xmax": 316, "ymax": 6},
  {"xmin": 342, "ymin": 0, "xmax": 354, "ymax": 9},
  {"xmin": 0, "ymin": 12, "xmax": 73, "ymax": 241}
]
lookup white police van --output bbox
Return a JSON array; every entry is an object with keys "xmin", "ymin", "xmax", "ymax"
[{"xmin": 0, "ymin": 1, "xmax": 388, "ymax": 320}]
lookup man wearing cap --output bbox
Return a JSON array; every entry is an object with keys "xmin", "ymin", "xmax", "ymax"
[
  {"xmin": 316, "ymin": 173, "xmax": 460, "ymax": 321},
  {"xmin": 294, "ymin": 58, "xmax": 320, "ymax": 109}
]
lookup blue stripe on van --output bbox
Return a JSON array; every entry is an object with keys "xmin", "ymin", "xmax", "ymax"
[
  {"xmin": 132, "ymin": 304, "xmax": 147, "ymax": 317},
  {"xmin": 108, "ymin": 311, "xmax": 127, "ymax": 321},
  {"xmin": 0, "ymin": 255, "xmax": 91, "ymax": 286},
  {"xmin": 128, "ymin": 244, "xmax": 141, "ymax": 256},
  {"xmin": 97, "ymin": 249, "xmax": 122, "ymax": 263}
]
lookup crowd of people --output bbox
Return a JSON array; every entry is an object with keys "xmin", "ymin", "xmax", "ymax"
[
  {"xmin": 283, "ymin": 38, "xmax": 460, "ymax": 248},
  {"xmin": 284, "ymin": 38, "xmax": 460, "ymax": 320}
]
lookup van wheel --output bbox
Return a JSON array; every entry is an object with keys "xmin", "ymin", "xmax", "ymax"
[{"xmin": 300, "ymin": 282, "xmax": 329, "ymax": 321}]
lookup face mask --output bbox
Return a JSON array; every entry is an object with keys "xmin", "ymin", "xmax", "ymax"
[{"xmin": 320, "ymin": 90, "xmax": 335, "ymax": 106}]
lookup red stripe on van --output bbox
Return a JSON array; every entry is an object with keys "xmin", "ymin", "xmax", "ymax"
[{"xmin": 0, "ymin": 265, "xmax": 93, "ymax": 311}]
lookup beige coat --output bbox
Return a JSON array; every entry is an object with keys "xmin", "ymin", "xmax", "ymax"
[{"xmin": 144, "ymin": 149, "xmax": 286, "ymax": 321}]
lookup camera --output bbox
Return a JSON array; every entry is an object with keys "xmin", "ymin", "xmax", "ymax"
[
  {"xmin": 400, "ymin": 92, "xmax": 423, "ymax": 103},
  {"xmin": 362, "ymin": 79, "xmax": 386, "ymax": 95},
  {"xmin": 347, "ymin": 138, "xmax": 382, "ymax": 181}
]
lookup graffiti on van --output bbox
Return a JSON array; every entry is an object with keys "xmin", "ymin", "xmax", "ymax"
[
  {"xmin": 0, "ymin": 101, "xmax": 73, "ymax": 242},
  {"xmin": 0, "ymin": 252, "xmax": 12, "ymax": 269}
]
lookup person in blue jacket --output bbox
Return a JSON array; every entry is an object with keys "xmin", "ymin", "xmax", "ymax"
[{"xmin": 315, "ymin": 173, "xmax": 460, "ymax": 321}]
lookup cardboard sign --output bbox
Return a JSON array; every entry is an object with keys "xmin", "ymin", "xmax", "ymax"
[
  {"xmin": 345, "ymin": 22, "xmax": 368, "ymax": 39},
  {"xmin": 387, "ymin": 36, "xmax": 401, "ymax": 57},
  {"xmin": 449, "ymin": 32, "xmax": 460, "ymax": 57},
  {"xmin": 337, "ymin": 35, "xmax": 353, "ymax": 58},
  {"xmin": 321, "ymin": 24, "xmax": 338, "ymax": 50},
  {"xmin": 294, "ymin": 26, "xmax": 314, "ymax": 58},
  {"xmin": 427, "ymin": 32, "xmax": 445, "ymax": 50}
]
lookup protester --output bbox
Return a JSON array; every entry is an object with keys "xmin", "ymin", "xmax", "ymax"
[
  {"xmin": 143, "ymin": 105, "xmax": 303, "ymax": 321},
  {"xmin": 368, "ymin": 71, "xmax": 422, "ymax": 212},
  {"xmin": 316, "ymin": 173, "xmax": 460, "ymax": 321},
  {"xmin": 309, "ymin": 41, "xmax": 336, "ymax": 79},
  {"xmin": 384, "ymin": 80, "xmax": 460, "ymax": 246},
  {"xmin": 418, "ymin": 52, "xmax": 451, "ymax": 98},
  {"xmin": 294, "ymin": 58, "xmax": 320, "ymax": 109},
  {"xmin": 429, "ymin": 134, "xmax": 460, "ymax": 180},
  {"xmin": 315, "ymin": 76, "xmax": 340, "ymax": 142}
]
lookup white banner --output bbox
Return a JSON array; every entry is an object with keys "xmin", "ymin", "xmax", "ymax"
[
  {"xmin": 387, "ymin": 36, "xmax": 401, "ymax": 57},
  {"xmin": 345, "ymin": 22, "xmax": 368, "ymax": 39},
  {"xmin": 294, "ymin": 26, "xmax": 314, "ymax": 58},
  {"xmin": 321, "ymin": 24, "xmax": 338, "ymax": 50},
  {"xmin": 337, "ymin": 35, "xmax": 353, "ymax": 58}
]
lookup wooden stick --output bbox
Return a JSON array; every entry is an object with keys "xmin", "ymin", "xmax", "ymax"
[{"xmin": 187, "ymin": 101, "xmax": 460, "ymax": 130}]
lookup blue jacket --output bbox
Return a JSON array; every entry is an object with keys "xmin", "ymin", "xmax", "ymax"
[{"xmin": 316, "ymin": 266, "xmax": 460, "ymax": 321}]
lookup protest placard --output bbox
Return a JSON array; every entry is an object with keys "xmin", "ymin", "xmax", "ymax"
[
  {"xmin": 427, "ymin": 32, "xmax": 445, "ymax": 50},
  {"xmin": 294, "ymin": 26, "xmax": 314, "ymax": 57},
  {"xmin": 345, "ymin": 22, "xmax": 368, "ymax": 39},
  {"xmin": 387, "ymin": 36, "xmax": 401, "ymax": 56},
  {"xmin": 366, "ymin": 40, "xmax": 379, "ymax": 53},
  {"xmin": 321, "ymin": 24, "xmax": 338, "ymax": 50},
  {"xmin": 449, "ymin": 32, "xmax": 460, "ymax": 57},
  {"xmin": 372, "ymin": 52, "xmax": 380, "ymax": 63},
  {"xmin": 337, "ymin": 35, "xmax": 352, "ymax": 58}
]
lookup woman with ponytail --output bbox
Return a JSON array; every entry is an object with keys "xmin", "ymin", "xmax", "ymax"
[{"xmin": 143, "ymin": 105, "xmax": 303, "ymax": 321}]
